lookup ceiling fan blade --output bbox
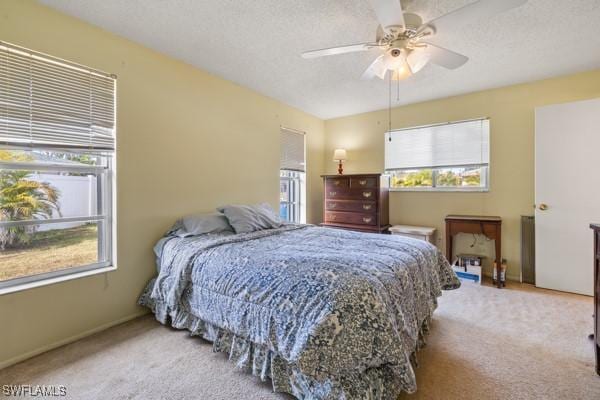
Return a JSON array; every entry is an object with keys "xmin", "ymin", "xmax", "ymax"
[
  {"xmin": 301, "ymin": 43, "xmax": 379, "ymax": 59},
  {"xmin": 361, "ymin": 55, "xmax": 387, "ymax": 80},
  {"xmin": 418, "ymin": 0, "xmax": 528, "ymax": 35},
  {"xmin": 422, "ymin": 43, "xmax": 468, "ymax": 69},
  {"xmin": 368, "ymin": 0, "xmax": 406, "ymax": 33}
]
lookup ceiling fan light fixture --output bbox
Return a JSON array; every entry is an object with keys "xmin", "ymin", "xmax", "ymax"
[
  {"xmin": 361, "ymin": 54, "xmax": 389, "ymax": 80},
  {"xmin": 383, "ymin": 48, "xmax": 407, "ymax": 70},
  {"xmin": 375, "ymin": 65, "xmax": 387, "ymax": 80},
  {"xmin": 391, "ymin": 64, "xmax": 412, "ymax": 81},
  {"xmin": 372, "ymin": 55, "xmax": 388, "ymax": 79},
  {"xmin": 407, "ymin": 49, "xmax": 430, "ymax": 74}
]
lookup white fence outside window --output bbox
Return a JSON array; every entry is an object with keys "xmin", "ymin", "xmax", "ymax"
[{"xmin": 30, "ymin": 174, "xmax": 98, "ymax": 231}]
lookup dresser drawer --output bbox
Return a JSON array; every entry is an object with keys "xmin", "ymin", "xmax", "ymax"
[
  {"xmin": 325, "ymin": 211, "xmax": 377, "ymax": 226},
  {"xmin": 325, "ymin": 188, "xmax": 378, "ymax": 201},
  {"xmin": 325, "ymin": 177, "xmax": 349, "ymax": 189},
  {"xmin": 326, "ymin": 200, "xmax": 377, "ymax": 213},
  {"xmin": 350, "ymin": 176, "xmax": 378, "ymax": 188}
]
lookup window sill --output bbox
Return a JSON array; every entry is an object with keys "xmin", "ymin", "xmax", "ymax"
[
  {"xmin": 390, "ymin": 188, "xmax": 490, "ymax": 193},
  {"xmin": 0, "ymin": 265, "xmax": 117, "ymax": 296}
]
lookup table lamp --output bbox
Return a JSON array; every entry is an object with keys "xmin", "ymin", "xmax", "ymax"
[{"xmin": 333, "ymin": 149, "xmax": 347, "ymax": 175}]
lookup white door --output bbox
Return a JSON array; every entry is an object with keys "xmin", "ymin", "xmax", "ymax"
[{"xmin": 535, "ymin": 98, "xmax": 600, "ymax": 296}]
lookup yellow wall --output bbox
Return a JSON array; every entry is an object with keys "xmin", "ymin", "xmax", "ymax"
[
  {"xmin": 3, "ymin": 0, "xmax": 600, "ymax": 370},
  {"xmin": 325, "ymin": 69, "xmax": 600, "ymax": 280},
  {"xmin": 0, "ymin": 0, "xmax": 324, "ymax": 367}
]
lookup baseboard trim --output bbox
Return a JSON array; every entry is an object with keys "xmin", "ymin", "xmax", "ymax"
[
  {"xmin": 0, "ymin": 310, "xmax": 149, "ymax": 370},
  {"xmin": 482, "ymin": 271, "xmax": 520, "ymax": 282}
]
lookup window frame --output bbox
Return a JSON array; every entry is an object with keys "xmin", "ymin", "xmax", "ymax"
[
  {"xmin": 384, "ymin": 118, "xmax": 490, "ymax": 192},
  {"xmin": 0, "ymin": 42, "xmax": 117, "ymax": 294},
  {"xmin": 387, "ymin": 165, "xmax": 490, "ymax": 192},
  {"xmin": 0, "ymin": 148, "xmax": 116, "ymax": 295},
  {"xmin": 279, "ymin": 169, "xmax": 305, "ymax": 223},
  {"xmin": 279, "ymin": 126, "xmax": 306, "ymax": 224}
]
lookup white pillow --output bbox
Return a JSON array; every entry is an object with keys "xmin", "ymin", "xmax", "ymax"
[
  {"xmin": 181, "ymin": 213, "xmax": 233, "ymax": 235},
  {"xmin": 217, "ymin": 203, "xmax": 282, "ymax": 234}
]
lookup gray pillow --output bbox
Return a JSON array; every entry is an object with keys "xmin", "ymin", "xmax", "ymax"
[
  {"xmin": 217, "ymin": 203, "xmax": 282, "ymax": 234},
  {"xmin": 181, "ymin": 212, "xmax": 233, "ymax": 236}
]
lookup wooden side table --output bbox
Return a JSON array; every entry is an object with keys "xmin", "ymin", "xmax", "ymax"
[{"xmin": 445, "ymin": 215, "xmax": 502, "ymax": 288}]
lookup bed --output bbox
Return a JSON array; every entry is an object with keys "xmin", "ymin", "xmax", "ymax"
[{"xmin": 139, "ymin": 223, "xmax": 460, "ymax": 399}]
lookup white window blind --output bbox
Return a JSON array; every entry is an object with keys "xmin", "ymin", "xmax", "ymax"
[
  {"xmin": 385, "ymin": 119, "xmax": 489, "ymax": 170},
  {"xmin": 0, "ymin": 41, "xmax": 116, "ymax": 151},
  {"xmin": 280, "ymin": 127, "xmax": 305, "ymax": 172}
]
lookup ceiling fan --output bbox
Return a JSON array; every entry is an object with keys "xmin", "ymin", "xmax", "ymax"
[{"xmin": 301, "ymin": 0, "xmax": 528, "ymax": 80}]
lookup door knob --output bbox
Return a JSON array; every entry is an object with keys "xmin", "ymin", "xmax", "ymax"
[{"xmin": 538, "ymin": 203, "xmax": 549, "ymax": 211}]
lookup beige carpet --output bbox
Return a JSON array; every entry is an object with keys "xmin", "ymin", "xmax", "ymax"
[{"xmin": 1, "ymin": 282, "xmax": 599, "ymax": 399}]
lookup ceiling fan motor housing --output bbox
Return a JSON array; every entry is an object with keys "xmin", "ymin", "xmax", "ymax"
[{"xmin": 389, "ymin": 38, "xmax": 409, "ymax": 56}]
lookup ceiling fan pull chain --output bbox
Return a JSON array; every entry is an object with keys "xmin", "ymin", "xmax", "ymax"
[{"xmin": 388, "ymin": 72, "xmax": 392, "ymax": 142}]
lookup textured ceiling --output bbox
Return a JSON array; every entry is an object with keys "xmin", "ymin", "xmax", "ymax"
[{"xmin": 39, "ymin": 0, "xmax": 600, "ymax": 119}]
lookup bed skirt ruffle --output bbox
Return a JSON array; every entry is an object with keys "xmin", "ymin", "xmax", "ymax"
[{"xmin": 139, "ymin": 279, "xmax": 427, "ymax": 400}]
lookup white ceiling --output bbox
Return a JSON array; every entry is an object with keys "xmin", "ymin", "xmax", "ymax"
[{"xmin": 40, "ymin": 0, "xmax": 600, "ymax": 119}]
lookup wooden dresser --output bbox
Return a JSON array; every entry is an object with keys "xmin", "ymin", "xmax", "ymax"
[
  {"xmin": 591, "ymin": 224, "xmax": 600, "ymax": 375},
  {"xmin": 321, "ymin": 174, "xmax": 390, "ymax": 233}
]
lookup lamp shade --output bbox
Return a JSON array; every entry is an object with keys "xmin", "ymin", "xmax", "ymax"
[
  {"xmin": 333, "ymin": 149, "xmax": 347, "ymax": 161},
  {"xmin": 407, "ymin": 49, "xmax": 430, "ymax": 74}
]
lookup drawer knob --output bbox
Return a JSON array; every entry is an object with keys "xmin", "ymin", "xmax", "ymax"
[
  {"xmin": 329, "ymin": 191, "xmax": 337, "ymax": 196},
  {"xmin": 329, "ymin": 214, "xmax": 336, "ymax": 220},
  {"xmin": 359, "ymin": 180, "xmax": 367, "ymax": 185},
  {"xmin": 362, "ymin": 204, "xmax": 372, "ymax": 210},
  {"xmin": 334, "ymin": 180, "xmax": 341, "ymax": 186},
  {"xmin": 363, "ymin": 217, "xmax": 372, "ymax": 223},
  {"xmin": 362, "ymin": 191, "xmax": 372, "ymax": 198},
  {"xmin": 329, "ymin": 203, "xmax": 337, "ymax": 208}
]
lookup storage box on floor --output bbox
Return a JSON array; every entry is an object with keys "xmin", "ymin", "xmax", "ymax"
[
  {"xmin": 452, "ymin": 254, "xmax": 483, "ymax": 284},
  {"xmin": 452, "ymin": 265, "xmax": 482, "ymax": 284}
]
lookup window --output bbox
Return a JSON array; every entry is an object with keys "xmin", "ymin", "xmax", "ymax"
[
  {"xmin": 0, "ymin": 42, "xmax": 116, "ymax": 292},
  {"xmin": 280, "ymin": 170, "xmax": 304, "ymax": 223},
  {"xmin": 385, "ymin": 119, "xmax": 489, "ymax": 191},
  {"xmin": 280, "ymin": 128, "xmax": 306, "ymax": 223}
]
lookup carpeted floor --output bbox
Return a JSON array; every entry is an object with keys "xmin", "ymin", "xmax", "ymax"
[{"xmin": 1, "ymin": 282, "xmax": 599, "ymax": 399}]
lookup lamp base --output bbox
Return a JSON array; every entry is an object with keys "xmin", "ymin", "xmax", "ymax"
[{"xmin": 337, "ymin": 162, "xmax": 343, "ymax": 175}]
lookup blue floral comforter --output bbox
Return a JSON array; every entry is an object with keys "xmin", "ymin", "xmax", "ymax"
[{"xmin": 139, "ymin": 225, "xmax": 460, "ymax": 399}]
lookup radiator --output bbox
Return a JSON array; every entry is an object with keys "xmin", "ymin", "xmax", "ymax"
[{"xmin": 521, "ymin": 215, "xmax": 535, "ymax": 284}]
